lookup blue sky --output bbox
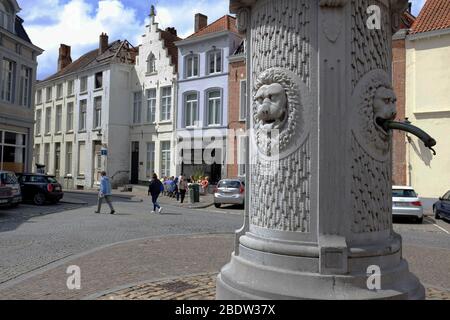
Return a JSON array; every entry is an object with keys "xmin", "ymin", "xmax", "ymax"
[{"xmin": 17, "ymin": 0, "xmax": 426, "ymax": 80}]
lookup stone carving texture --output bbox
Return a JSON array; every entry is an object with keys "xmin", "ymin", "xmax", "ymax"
[
  {"xmin": 249, "ymin": 0, "xmax": 311, "ymax": 232},
  {"xmin": 250, "ymin": 139, "xmax": 311, "ymax": 232},
  {"xmin": 350, "ymin": 0, "xmax": 394, "ymax": 234},
  {"xmin": 351, "ymin": 0, "xmax": 391, "ymax": 90},
  {"xmin": 350, "ymin": 132, "xmax": 391, "ymax": 233},
  {"xmin": 251, "ymin": 0, "xmax": 311, "ymax": 87}
]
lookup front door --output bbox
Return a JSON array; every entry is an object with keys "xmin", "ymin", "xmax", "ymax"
[{"xmin": 131, "ymin": 142, "xmax": 139, "ymax": 184}]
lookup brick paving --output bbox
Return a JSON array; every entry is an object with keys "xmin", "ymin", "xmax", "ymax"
[{"xmin": 98, "ymin": 273, "xmax": 450, "ymax": 300}]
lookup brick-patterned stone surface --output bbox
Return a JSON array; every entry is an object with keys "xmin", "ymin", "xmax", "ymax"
[{"xmin": 99, "ymin": 273, "xmax": 450, "ymax": 300}]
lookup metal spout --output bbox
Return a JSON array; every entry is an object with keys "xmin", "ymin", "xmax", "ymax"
[{"xmin": 381, "ymin": 120, "xmax": 437, "ymax": 155}]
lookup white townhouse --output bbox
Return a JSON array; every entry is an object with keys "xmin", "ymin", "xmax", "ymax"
[
  {"xmin": 175, "ymin": 14, "xmax": 242, "ymax": 183},
  {"xmin": 33, "ymin": 34, "xmax": 137, "ymax": 189},
  {"xmin": 129, "ymin": 7, "xmax": 181, "ymax": 183},
  {"xmin": 0, "ymin": 0, "xmax": 43, "ymax": 173}
]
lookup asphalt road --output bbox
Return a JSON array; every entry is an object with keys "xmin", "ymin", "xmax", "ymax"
[{"xmin": 0, "ymin": 192, "xmax": 448, "ymax": 291}]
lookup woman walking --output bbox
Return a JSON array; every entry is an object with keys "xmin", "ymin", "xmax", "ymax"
[
  {"xmin": 178, "ymin": 175, "xmax": 188, "ymax": 204},
  {"xmin": 148, "ymin": 173, "xmax": 163, "ymax": 214}
]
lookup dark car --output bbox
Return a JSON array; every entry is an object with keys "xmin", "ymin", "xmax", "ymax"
[
  {"xmin": 17, "ymin": 174, "xmax": 64, "ymax": 205},
  {"xmin": 433, "ymin": 190, "xmax": 450, "ymax": 221}
]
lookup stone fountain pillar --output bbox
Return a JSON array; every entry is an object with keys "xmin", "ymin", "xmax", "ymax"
[{"xmin": 216, "ymin": 0, "xmax": 425, "ymax": 300}]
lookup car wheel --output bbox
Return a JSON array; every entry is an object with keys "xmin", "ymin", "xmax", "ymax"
[
  {"xmin": 33, "ymin": 193, "xmax": 46, "ymax": 206},
  {"xmin": 416, "ymin": 216, "xmax": 423, "ymax": 224},
  {"xmin": 214, "ymin": 203, "xmax": 221, "ymax": 208},
  {"xmin": 434, "ymin": 206, "xmax": 440, "ymax": 220}
]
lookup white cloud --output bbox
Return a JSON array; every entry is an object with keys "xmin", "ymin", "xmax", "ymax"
[
  {"xmin": 23, "ymin": 0, "xmax": 144, "ymax": 79},
  {"xmin": 20, "ymin": 0, "xmax": 230, "ymax": 79}
]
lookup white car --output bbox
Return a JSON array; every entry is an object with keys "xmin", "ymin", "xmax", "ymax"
[{"xmin": 392, "ymin": 186, "xmax": 424, "ymax": 223}]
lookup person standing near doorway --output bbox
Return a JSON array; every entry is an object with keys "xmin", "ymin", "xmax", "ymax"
[
  {"xmin": 148, "ymin": 173, "xmax": 163, "ymax": 214},
  {"xmin": 95, "ymin": 171, "xmax": 115, "ymax": 214},
  {"xmin": 178, "ymin": 175, "xmax": 188, "ymax": 204}
]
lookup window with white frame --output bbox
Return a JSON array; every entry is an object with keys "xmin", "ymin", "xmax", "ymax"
[
  {"xmin": 34, "ymin": 144, "xmax": 40, "ymax": 166},
  {"xmin": 160, "ymin": 87, "xmax": 171, "ymax": 121},
  {"xmin": 133, "ymin": 91, "xmax": 142, "ymax": 124},
  {"xmin": 67, "ymin": 80, "xmax": 74, "ymax": 96},
  {"xmin": 79, "ymin": 100, "xmax": 87, "ymax": 131},
  {"xmin": 240, "ymin": 80, "xmax": 247, "ymax": 121},
  {"xmin": 55, "ymin": 105, "xmax": 62, "ymax": 133},
  {"xmin": 185, "ymin": 54, "xmax": 199, "ymax": 78},
  {"xmin": 184, "ymin": 93, "xmax": 198, "ymax": 127},
  {"xmin": 80, "ymin": 76, "xmax": 88, "ymax": 93},
  {"xmin": 146, "ymin": 142, "xmax": 155, "ymax": 177},
  {"xmin": 46, "ymin": 86, "xmax": 52, "ymax": 102},
  {"xmin": 94, "ymin": 97, "xmax": 102, "ymax": 129},
  {"xmin": 146, "ymin": 89, "xmax": 156, "ymax": 123},
  {"xmin": 66, "ymin": 142, "xmax": 72, "ymax": 175},
  {"xmin": 44, "ymin": 143, "xmax": 50, "ymax": 171},
  {"xmin": 66, "ymin": 102, "xmax": 74, "ymax": 132},
  {"xmin": 208, "ymin": 50, "xmax": 222, "ymax": 74},
  {"xmin": 160, "ymin": 141, "xmax": 171, "ymax": 178},
  {"xmin": 1, "ymin": 58, "xmax": 15, "ymax": 103},
  {"xmin": 35, "ymin": 109, "xmax": 42, "ymax": 135},
  {"xmin": 238, "ymin": 134, "xmax": 247, "ymax": 177},
  {"xmin": 56, "ymin": 83, "xmax": 63, "ymax": 99},
  {"xmin": 95, "ymin": 72, "xmax": 103, "ymax": 89},
  {"xmin": 207, "ymin": 90, "xmax": 221, "ymax": 126},
  {"xmin": 45, "ymin": 107, "xmax": 51, "ymax": 134},
  {"xmin": 147, "ymin": 53, "xmax": 156, "ymax": 74},
  {"xmin": 36, "ymin": 89, "xmax": 42, "ymax": 104},
  {"xmin": 78, "ymin": 142, "xmax": 85, "ymax": 176},
  {"xmin": 19, "ymin": 66, "xmax": 32, "ymax": 107},
  {"xmin": 0, "ymin": 8, "xmax": 13, "ymax": 32}
]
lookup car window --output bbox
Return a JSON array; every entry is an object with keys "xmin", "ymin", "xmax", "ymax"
[
  {"xmin": 218, "ymin": 181, "xmax": 241, "ymax": 188},
  {"xmin": 46, "ymin": 176, "xmax": 58, "ymax": 183},
  {"xmin": 0, "ymin": 173, "xmax": 18, "ymax": 185},
  {"xmin": 392, "ymin": 189, "xmax": 417, "ymax": 198},
  {"xmin": 29, "ymin": 176, "xmax": 47, "ymax": 183},
  {"xmin": 444, "ymin": 191, "xmax": 450, "ymax": 200}
]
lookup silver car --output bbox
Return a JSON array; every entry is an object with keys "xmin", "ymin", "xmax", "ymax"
[
  {"xmin": 214, "ymin": 179, "xmax": 245, "ymax": 208},
  {"xmin": 392, "ymin": 186, "xmax": 424, "ymax": 223},
  {"xmin": 0, "ymin": 171, "xmax": 22, "ymax": 207}
]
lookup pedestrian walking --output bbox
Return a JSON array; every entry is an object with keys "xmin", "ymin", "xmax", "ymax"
[
  {"xmin": 95, "ymin": 171, "xmax": 115, "ymax": 214},
  {"xmin": 178, "ymin": 175, "xmax": 188, "ymax": 204},
  {"xmin": 148, "ymin": 173, "xmax": 164, "ymax": 214}
]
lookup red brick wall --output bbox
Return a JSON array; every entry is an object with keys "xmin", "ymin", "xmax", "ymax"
[
  {"xmin": 392, "ymin": 38, "xmax": 407, "ymax": 185},
  {"xmin": 227, "ymin": 58, "xmax": 246, "ymax": 178}
]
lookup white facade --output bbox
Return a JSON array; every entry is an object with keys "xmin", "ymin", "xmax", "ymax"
[
  {"xmin": 175, "ymin": 19, "xmax": 242, "ymax": 182},
  {"xmin": 34, "ymin": 44, "xmax": 135, "ymax": 189},
  {"xmin": 129, "ymin": 13, "xmax": 178, "ymax": 183}
]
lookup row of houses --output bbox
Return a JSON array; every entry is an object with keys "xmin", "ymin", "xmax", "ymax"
[
  {"xmin": 1, "ymin": 1, "xmax": 448, "ymax": 198},
  {"xmin": 32, "ymin": 7, "xmax": 247, "ymax": 189}
]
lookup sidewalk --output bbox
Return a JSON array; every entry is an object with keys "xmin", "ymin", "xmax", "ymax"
[{"xmin": 0, "ymin": 233, "xmax": 448, "ymax": 300}]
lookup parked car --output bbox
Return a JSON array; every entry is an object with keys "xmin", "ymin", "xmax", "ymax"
[
  {"xmin": 0, "ymin": 171, "xmax": 22, "ymax": 207},
  {"xmin": 16, "ymin": 174, "xmax": 64, "ymax": 205},
  {"xmin": 433, "ymin": 190, "xmax": 450, "ymax": 221},
  {"xmin": 392, "ymin": 186, "xmax": 424, "ymax": 223},
  {"xmin": 214, "ymin": 179, "xmax": 245, "ymax": 208},
  {"xmin": 0, "ymin": 186, "xmax": 13, "ymax": 208}
]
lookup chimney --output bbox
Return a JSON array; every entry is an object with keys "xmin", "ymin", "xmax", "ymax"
[
  {"xmin": 99, "ymin": 33, "xmax": 109, "ymax": 55},
  {"xmin": 195, "ymin": 13, "xmax": 208, "ymax": 33},
  {"xmin": 165, "ymin": 27, "xmax": 177, "ymax": 36},
  {"xmin": 58, "ymin": 44, "xmax": 72, "ymax": 71}
]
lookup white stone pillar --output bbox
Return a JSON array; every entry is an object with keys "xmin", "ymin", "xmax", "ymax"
[{"xmin": 216, "ymin": 0, "xmax": 424, "ymax": 300}]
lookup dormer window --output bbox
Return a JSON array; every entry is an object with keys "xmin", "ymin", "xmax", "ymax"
[
  {"xmin": 0, "ymin": 3, "xmax": 14, "ymax": 32},
  {"xmin": 185, "ymin": 54, "xmax": 199, "ymax": 79},
  {"xmin": 147, "ymin": 53, "xmax": 156, "ymax": 74}
]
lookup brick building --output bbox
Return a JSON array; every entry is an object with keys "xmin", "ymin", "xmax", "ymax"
[{"xmin": 227, "ymin": 41, "xmax": 246, "ymax": 178}]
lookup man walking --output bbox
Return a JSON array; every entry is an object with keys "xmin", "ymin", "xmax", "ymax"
[
  {"xmin": 148, "ymin": 173, "xmax": 163, "ymax": 214},
  {"xmin": 95, "ymin": 171, "xmax": 115, "ymax": 214},
  {"xmin": 178, "ymin": 175, "xmax": 188, "ymax": 204}
]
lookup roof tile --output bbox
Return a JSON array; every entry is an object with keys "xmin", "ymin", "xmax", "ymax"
[
  {"xmin": 187, "ymin": 15, "xmax": 238, "ymax": 39},
  {"xmin": 410, "ymin": 0, "xmax": 450, "ymax": 34}
]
